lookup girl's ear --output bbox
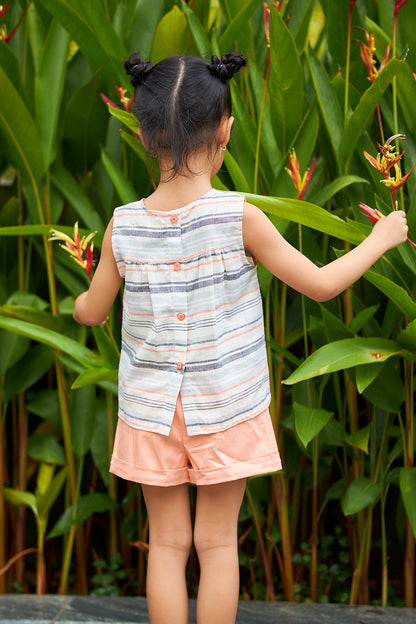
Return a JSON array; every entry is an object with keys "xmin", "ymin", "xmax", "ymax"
[{"xmin": 218, "ymin": 116, "xmax": 234, "ymax": 148}]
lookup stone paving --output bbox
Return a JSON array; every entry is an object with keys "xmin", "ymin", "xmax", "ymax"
[{"xmin": 0, "ymin": 596, "xmax": 415, "ymax": 624}]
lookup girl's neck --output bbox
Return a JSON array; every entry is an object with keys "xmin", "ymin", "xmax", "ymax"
[{"xmin": 144, "ymin": 153, "xmax": 216, "ymax": 212}]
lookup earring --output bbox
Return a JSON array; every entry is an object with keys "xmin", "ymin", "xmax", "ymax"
[{"xmin": 220, "ymin": 145, "xmax": 227, "ymax": 152}]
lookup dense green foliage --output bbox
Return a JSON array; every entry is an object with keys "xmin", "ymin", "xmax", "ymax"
[{"xmin": 0, "ymin": 0, "xmax": 416, "ymax": 606}]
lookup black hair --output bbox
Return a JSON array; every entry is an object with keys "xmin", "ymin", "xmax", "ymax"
[{"xmin": 124, "ymin": 52, "xmax": 246, "ymax": 177}]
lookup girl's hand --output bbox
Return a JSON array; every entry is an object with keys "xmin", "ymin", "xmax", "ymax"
[{"xmin": 371, "ymin": 210, "xmax": 408, "ymax": 251}]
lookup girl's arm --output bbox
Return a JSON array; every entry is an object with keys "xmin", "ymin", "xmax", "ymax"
[
  {"xmin": 243, "ymin": 202, "xmax": 408, "ymax": 302},
  {"xmin": 73, "ymin": 218, "xmax": 123, "ymax": 325}
]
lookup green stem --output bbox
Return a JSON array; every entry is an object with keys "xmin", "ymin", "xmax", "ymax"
[
  {"xmin": 310, "ymin": 437, "xmax": 318, "ymax": 602},
  {"xmin": 0, "ymin": 387, "xmax": 6, "ymax": 593},
  {"xmin": 272, "ymin": 473, "xmax": 295, "ymax": 601},
  {"xmin": 344, "ymin": 4, "xmax": 353, "ymax": 120},
  {"xmin": 253, "ymin": 48, "xmax": 270, "ymax": 194}
]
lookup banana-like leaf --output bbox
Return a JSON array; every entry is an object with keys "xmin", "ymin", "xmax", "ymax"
[
  {"xmin": 35, "ymin": 19, "xmax": 70, "ymax": 167},
  {"xmin": 0, "ymin": 315, "xmax": 101, "ymax": 369},
  {"xmin": 180, "ymin": 0, "xmax": 211, "ymax": 59},
  {"xmin": 37, "ymin": 466, "xmax": 68, "ymax": 520},
  {"xmin": 101, "ymin": 147, "xmax": 138, "ymax": 205},
  {"xmin": 311, "ymin": 175, "xmax": 368, "ymax": 207},
  {"xmin": 48, "ymin": 493, "xmax": 118, "ymax": 538},
  {"xmin": 268, "ymin": 9, "xmax": 303, "ymax": 154},
  {"xmin": 71, "ymin": 367, "xmax": 118, "ymax": 389},
  {"xmin": 37, "ymin": 0, "xmax": 127, "ymax": 89},
  {"xmin": 218, "ymin": 0, "xmax": 260, "ymax": 53},
  {"xmin": 4, "ymin": 488, "xmax": 39, "ymax": 520},
  {"xmin": 307, "ymin": 44, "xmax": 343, "ymax": 166},
  {"xmin": 365, "ymin": 270, "xmax": 416, "ymax": 321},
  {"xmin": 151, "ymin": 6, "xmax": 189, "ymax": 63},
  {"xmin": 70, "ymin": 386, "xmax": 97, "ymax": 459},
  {"xmin": 284, "ymin": 337, "xmax": 404, "ymax": 385},
  {"xmin": 0, "ymin": 65, "xmax": 44, "ymax": 183},
  {"xmin": 345, "ymin": 426, "xmax": 370, "ymax": 454},
  {"xmin": 244, "ymin": 194, "xmax": 364, "ymax": 244}
]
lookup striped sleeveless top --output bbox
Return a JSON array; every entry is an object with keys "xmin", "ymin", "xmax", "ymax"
[{"xmin": 112, "ymin": 189, "xmax": 271, "ymax": 436}]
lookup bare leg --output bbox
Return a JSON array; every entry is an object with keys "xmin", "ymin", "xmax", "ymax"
[
  {"xmin": 142, "ymin": 483, "xmax": 192, "ymax": 624},
  {"xmin": 194, "ymin": 478, "xmax": 246, "ymax": 624}
]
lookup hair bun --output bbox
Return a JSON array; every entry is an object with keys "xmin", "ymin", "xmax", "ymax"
[
  {"xmin": 209, "ymin": 53, "xmax": 246, "ymax": 84},
  {"xmin": 125, "ymin": 53, "xmax": 153, "ymax": 87}
]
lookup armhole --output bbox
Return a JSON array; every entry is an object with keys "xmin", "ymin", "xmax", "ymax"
[
  {"xmin": 111, "ymin": 211, "xmax": 125, "ymax": 279},
  {"xmin": 241, "ymin": 199, "xmax": 257, "ymax": 267}
]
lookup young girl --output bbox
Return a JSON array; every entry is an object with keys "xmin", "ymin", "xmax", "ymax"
[{"xmin": 74, "ymin": 52, "xmax": 408, "ymax": 624}]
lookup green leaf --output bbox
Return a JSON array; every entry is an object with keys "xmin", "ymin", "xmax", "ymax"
[
  {"xmin": 223, "ymin": 150, "xmax": 250, "ymax": 193},
  {"xmin": 27, "ymin": 390, "xmax": 61, "ymax": 427},
  {"xmin": 307, "ymin": 45, "xmax": 343, "ymax": 166},
  {"xmin": 294, "ymin": 402, "xmax": 333, "ymax": 447},
  {"xmin": 0, "ymin": 41, "xmax": 25, "ymax": 100},
  {"xmin": 0, "ymin": 314, "xmax": 102, "ymax": 369},
  {"xmin": 364, "ymin": 270, "xmax": 416, "ymax": 321},
  {"xmin": 218, "ymin": 0, "xmax": 260, "ymax": 53},
  {"xmin": 3, "ymin": 344, "xmax": 55, "ymax": 404},
  {"xmin": 37, "ymin": 0, "xmax": 127, "ymax": 90},
  {"xmin": 70, "ymin": 386, "xmax": 97, "ymax": 459},
  {"xmin": 180, "ymin": 1, "xmax": 211, "ymax": 59},
  {"xmin": 27, "ymin": 434, "xmax": 66, "ymax": 465},
  {"xmin": 340, "ymin": 58, "xmax": 403, "ymax": 172},
  {"xmin": 35, "ymin": 18, "xmax": 70, "ymax": 167},
  {"xmin": 343, "ymin": 477, "xmax": 381, "ymax": 516},
  {"xmin": 397, "ymin": 318, "xmax": 416, "ymax": 353},
  {"xmin": 245, "ymin": 194, "xmax": 364, "ymax": 245},
  {"xmin": 284, "ymin": 337, "xmax": 403, "ymax": 385},
  {"xmin": 101, "ymin": 147, "xmax": 138, "ymax": 205},
  {"xmin": 71, "ymin": 367, "xmax": 118, "ymax": 389},
  {"xmin": 0, "ymin": 65, "xmax": 44, "ymax": 183},
  {"xmin": 4, "ymin": 488, "xmax": 38, "ymax": 520},
  {"xmin": 62, "ymin": 72, "xmax": 109, "ymax": 174},
  {"xmin": 311, "ymin": 175, "xmax": 368, "ymax": 207},
  {"xmin": 345, "ymin": 426, "xmax": 370, "ymax": 454},
  {"xmin": 400, "ymin": 468, "xmax": 416, "ymax": 540},
  {"xmin": 50, "ymin": 161, "xmax": 104, "ymax": 232},
  {"xmin": 0, "ymin": 329, "xmax": 29, "ymax": 377},
  {"xmin": 48, "ymin": 493, "xmax": 118, "ymax": 538},
  {"xmin": 107, "ymin": 106, "xmax": 138, "ymax": 133},
  {"xmin": 37, "ymin": 466, "xmax": 68, "ymax": 519},
  {"xmin": 151, "ymin": 5, "xmax": 189, "ymax": 63},
  {"xmin": 268, "ymin": 9, "xmax": 303, "ymax": 154},
  {"xmin": 121, "ymin": 130, "xmax": 150, "ymax": 167},
  {"xmin": 355, "ymin": 362, "xmax": 385, "ymax": 394}
]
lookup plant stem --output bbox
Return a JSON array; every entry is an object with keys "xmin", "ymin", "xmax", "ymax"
[
  {"xmin": 246, "ymin": 484, "xmax": 276, "ymax": 601},
  {"xmin": 273, "ymin": 473, "xmax": 295, "ymax": 601},
  {"xmin": 253, "ymin": 47, "xmax": 270, "ymax": 194},
  {"xmin": 344, "ymin": 2, "xmax": 353, "ymax": 120},
  {"xmin": 404, "ymin": 360, "xmax": 414, "ymax": 607}
]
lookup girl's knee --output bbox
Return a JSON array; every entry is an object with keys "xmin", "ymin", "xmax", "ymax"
[{"xmin": 150, "ymin": 526, "xmax": 193, "ymax": 556}]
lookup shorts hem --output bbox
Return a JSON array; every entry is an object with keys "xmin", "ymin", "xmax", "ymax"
[
  {"xmin": 188, "ymin": 452, "xmax": 282, "ymax": 486},
  {"xmin": 109, "ymin": 454, "xmax": 190, "ymax": 487}
]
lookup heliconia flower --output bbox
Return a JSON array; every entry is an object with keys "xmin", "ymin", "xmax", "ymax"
[
  {"xmin": 380, "ymin": 161, "xmax": 416, "ymax": 193},
  {"xmin": 100, "ymin": 86, "xmax": 133, "ymax": 112},
  {"xmin": 115, "ymin": 85, "xmax": 133, "ymax": 112},
  {"xmin": 358, "ymin": 29, "xmax": 390, "ymax": 83},
  {"xmin": 49, "ymin": 222, "xmax": 96, "ymax": 280},
  {"xmin": 263, "ymin": 1, "xmax": 281, "ymax": 47},
  {"xmin": 359, "ymin": 202, "xmax": 416, "ymax": 248},
  {"xmin": 287, "ymin": 150, "xmax": 316, "ymax": 201}
]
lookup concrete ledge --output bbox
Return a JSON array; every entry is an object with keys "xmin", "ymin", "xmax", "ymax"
[{"xmin": 0, "ymin": 596, "xmax": 414, "ymax": 624}]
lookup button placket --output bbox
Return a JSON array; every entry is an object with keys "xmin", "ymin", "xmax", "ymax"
[{"xmin": 169, "ymin": 213, "xmax": 187, "ymax": 375}]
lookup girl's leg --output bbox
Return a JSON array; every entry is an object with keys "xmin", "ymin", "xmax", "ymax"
[
  {"xmin": 194, "ymin": 478, "xmax": 246, "ymax": 624},
  {"xmin": 142, "ymin": 483, "xmax": 192, "ymax": 624}
]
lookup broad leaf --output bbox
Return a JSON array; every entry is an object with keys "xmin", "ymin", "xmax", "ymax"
[
  {"xmin": 284, "ymin": 337, "xmax": 403, "ymax": 385},
  {"xmin": 400, "ymin": 468, "xmax": 416, "ymax": 540},
  {"xmin": 294, "ymin": 402, "xmax": 333, "ymax": 447},
  {"xmin": 344, "ymin": 477, "xmax": 381, "ymax": 515}
]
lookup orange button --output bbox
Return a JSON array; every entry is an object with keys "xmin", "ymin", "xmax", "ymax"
[
  {"xmin": 173, "ymin": 261, "xmax": 181, "ymax": 271},
  {"xmin": 177, "ymin": 312, "xmax": 186, "ymax": 321},
  {"xmin": 177, "ymin": 362, "xmax": 184, "ymax": 371},
  {"xmin": 170, "ymin": 215, "xmax": 178, "ymax": 224}
]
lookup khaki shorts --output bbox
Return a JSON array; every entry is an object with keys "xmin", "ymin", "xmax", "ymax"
[{"xmin": 110, "ymin": 396, "xmax": 282, "ymax": 487}]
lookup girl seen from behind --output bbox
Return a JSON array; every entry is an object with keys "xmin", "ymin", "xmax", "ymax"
[{"xmin": 74, "ymin": 52, "xmax": 408, "ymax": 624}]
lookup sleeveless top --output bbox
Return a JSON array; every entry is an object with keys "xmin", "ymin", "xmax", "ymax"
[{"xmin": 112, "ymin": 189, "xmax": 271, "ymax": 436}]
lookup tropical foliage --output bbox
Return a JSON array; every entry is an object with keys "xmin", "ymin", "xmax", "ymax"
[{"xmin": 0, "ymin": 0, "xmax": 416, "ymax": 607}]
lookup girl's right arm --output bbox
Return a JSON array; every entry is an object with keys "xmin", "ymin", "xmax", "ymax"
[
  {"xmin": 243, "ymin": 202, "xmax": 408, "ymax": 302},
  {"xmin": 74, "ymin": 218, "xmax": 123, "ymax": 325}
]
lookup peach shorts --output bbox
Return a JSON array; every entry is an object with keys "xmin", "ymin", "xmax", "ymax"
[{"xmin": 110, "ymin": 396, "xmax": 282, "ymax": 487}]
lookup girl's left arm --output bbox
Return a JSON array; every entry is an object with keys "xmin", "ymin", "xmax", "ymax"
[{"xmin": 73, "ymin": 218, "xmax": 123, "ymax": 325}]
